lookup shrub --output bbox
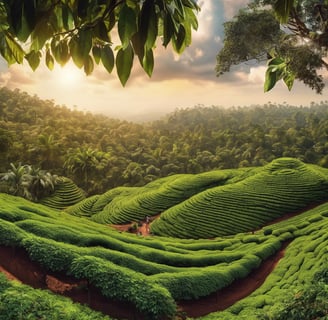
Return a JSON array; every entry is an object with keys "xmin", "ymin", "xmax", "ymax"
[
  {"xmin": 0, "ymin": 274, "xmax": 110, "ymax": 320},
  {"xmin": 69, "ymin": 256, "xmax": 176, "ymax": 319},
  {"xmin": 22, "ymin": 236, "xmax": 78, "ymax": 272},
  {"xmin": 0, "ymin": 219, "xmax": 26, "ymax": 246}
]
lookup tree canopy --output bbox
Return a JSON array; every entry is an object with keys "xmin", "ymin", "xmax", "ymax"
[
  {"xmin": 1, "ymin": 87, "xmax": 328, "ymax": 195},
  {"xmin": 0, "ymin": 0, "xmax": 199, "ymax": 85},
  {"xmin": 216, "ymin": 0, "xmax": 328, "ymax": 93}
]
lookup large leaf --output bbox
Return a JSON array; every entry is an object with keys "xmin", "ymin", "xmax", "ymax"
[
  {"xmin": 31, "ymin": 19, "xmax": 53, "ymax": 51},
  {"xmin": 172, "ymin": 25, "xmax": 186, "ymax": 53},
  {"xmin": 283, "ymin": 72, "xmax": 295, "ymax": 91},
  {"xmin": 142, "ymin": 48, "xmax": 154, "ymax": 77},
  {"xmin": 4, "ymin": 33, "xmax": 24, "ymax": 64},
  {"xmin": 69, "ymin": 36, "xmax": 84, "ymax": 68},
  {"xmin": 52, "ymin": 39, "xmax": 70, "ymax": 67},
  {"xmin": 274, "ymin": 0, "xmax": 295, "ymax": 23},
  {"xmin": 264, "ymin": 67, "xmax": 278, "ymax": 92},
  {"xmin": 162, "ymin": 14, "xmax": 176, "ymax": 47},
  {"xmin": 116, "ymin": 44, "xmax": 134, "ymax": 86},
  {"xmin": 101, "ymin": 45, "xmax": 114, "ymax": 73},
  {"xmin": 18, "ymin": 1, "xmax": 36, "ymax": 42},
  {"xmin": 45, "ymin": 49, "xmax": 54, "ymax": 70},
  {"xmin": 92, "ymin": 45, "xmax": 101, "ymax": 64},
  {"xmin": 26, "ymin": 50, "xmax": 41, "ymax": 71},
  {"xmin": 62, "ymin": 5, "xmax": 74, "ymax": 31},
  {"xmin": 84, "ymin": 55, "xmax": 94, "ymax": 75},
  {"xmin": 77, "ymin": 28, "xmax": 92, "ymax": 59},
  {"xmin": 118, "ymin": 4, "xmax": 137, "ymax": 49},
  {"xmin": 131, "ymin": 32, "xmax": 145, "ymax": 65},
  {"xmin": 140, "ymin": 0, "xmax": 158, "ymax": 50}
]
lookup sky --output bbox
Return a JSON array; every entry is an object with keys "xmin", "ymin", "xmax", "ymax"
[{"xmin": 0, "ymin": 0, "xmax": 327, "ymax": 121}]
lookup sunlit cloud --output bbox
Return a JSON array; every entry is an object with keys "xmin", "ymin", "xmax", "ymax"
[
  {"xmin": 222, "ymin": 0, "xmax": 251, "ymax": 19},
  {"xmin": 248, "ymin": 66, "xmax": 266, "ymax": 84}
]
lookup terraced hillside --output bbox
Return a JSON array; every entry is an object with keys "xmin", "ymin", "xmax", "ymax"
[
  {"xmin": 65, "ymin": 158, "xmax": 328, "ymax": 239},
  {"xmin": 1, "ymin": 186, "xmax": 328, "ymax": 319},
  {"xmin": 39, "ymin": 177, "xmax": 86, "ymax": 210}
]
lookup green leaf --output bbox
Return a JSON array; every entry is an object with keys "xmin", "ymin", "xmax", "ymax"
[
  {"xmin": 62, "ymin": 5, "xmax": 74, "ymax": 31},
  {"xmin": 283, "ymin": 72, "xmax": 295, "ymax": 91},
  {"xmin": 26, "ymin": 50, "xmax": 41, "ymax": 71},
  {"xmin": 31, "ymin": 19, "xmax": 53, "ymax": 51},
  {"xmin": 9, "ymin": 0, "xmax": 24, "ymax": 37},
  {"xmin": 174, "ymin": 0, "xmax": 186, "ymax": 18},
  {"xmin": 45, "ymin": 49, "xmax": 54, "ymax": 70},
  {"xmin": 101, "ymin": 45, "xmax": 114, "ymax": 73},
  {"xmin": 116, "ymin": 44, "xmax": 134, "ymax": 86},
  {"xmin": 268, "ymin": 57, "xmax": 285, "ymax": 66},
  {"xmin": 264, "ymin": 67, "xmax": 277, "ymax": 92},
  {"xmin": 4, "ymin": 33, "xmax": 24, "ymax": 64},
  {"xmin": 185, "ymin": 7, "xmax": 198, "ymax": 30},
  {"xmin": 142, "ymin": 48, "xmax": 154, "ymax": 77},
  {"xmin": 162, "ymin": 14, "xmax": 175, "ymax": 47},
  {"xmin": 84, "ymin": 55, "xmax": 94, "ymax": 75},
  {"xmin": 19, "ymin": 1, "xmax": 36, "ymax": 42},
  {"xmin": 274, "ymin": 0, "xmax": 295, "ymax": 23},
  {"xmin": 52, "ymin": 39, "xmax": 70, "ymax": 67},
  {"xmin": 92, "ymin": 46, "xmax": 101, "ymax": 64},
  {"xmin": 118, "ymin": 4, "xmax": 137, "ymax": 49},
  {"xmin": 140, "ymin": 0, "xmax": 158, "ymax": 49},
  {"xmin": 172, "ymin": 25, "xmax": 186, "ymax": 53},
  {"xmin": 69, "ymin": 36, "xmax": 84, "ymax": 68},
  {"xmin": 131, "ymin": 32, "xmax": 145, "ymax": 65},
  {"xmin": 77, "ymin": 28, "xmax": 92, "ymax": 59},
  {"xmin": 93, "ymin": 21, "xmax": 110, "ymax": 42}
]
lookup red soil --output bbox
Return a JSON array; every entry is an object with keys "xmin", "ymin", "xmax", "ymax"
[
  {"xmin": 0, "ymin": 241, "xmax": 288, "ymax": 319},
  {"xmin": 178, "ymin": 241, "xmax": 289, "ymax": 318}
]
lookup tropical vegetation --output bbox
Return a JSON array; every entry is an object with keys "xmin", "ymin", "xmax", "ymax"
[
  {"xmin": 217, "ymin": 0, "xmax": 328, "ymax": 92},
  {"xmin": 1, "ymin": 87, "xmax": 328, "ymax": 195}
]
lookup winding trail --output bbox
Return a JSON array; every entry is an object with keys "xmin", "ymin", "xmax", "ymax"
[{"xmin": 178, "ymin": 241, "xmax": 289, "ymax": 318}]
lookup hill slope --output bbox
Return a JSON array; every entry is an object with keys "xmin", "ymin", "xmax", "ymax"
[
  {"xmin": 1, "ymin": 192, "xmax": 328, "ymax": 319},
  {"xmin": 64, "ymin": 158, "xmax": 328, "ymax": 239}
]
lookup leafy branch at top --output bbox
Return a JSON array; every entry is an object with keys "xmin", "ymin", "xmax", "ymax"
[{"xmin": 0, "ymin": 0, "xmax": 199, "ymax": 86}]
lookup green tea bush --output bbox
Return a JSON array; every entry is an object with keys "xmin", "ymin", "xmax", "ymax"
[
  {"xmin": 151, "ymin": 268, "xmax": 233, "ymax": 300},
  {"xmin": 252, "ymin": 239, "xmax": 281, "ymax": 260},
  {"xmin": 69, "ymin": 256, "xmax": 176, "ymax": 319},
  {"xmin": 0, "ymin": 274, "xmax": 110, "ymax": 320},
  {"xmin": 22, "ymin": 236, "xmax": 78, "ymax": 272},
  {"xmin": 0, "ymin": 219, "xmax": 26, "ymax": 246}
]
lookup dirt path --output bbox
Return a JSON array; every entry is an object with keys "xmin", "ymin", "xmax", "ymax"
[{"xmin": 178, "ymin": 241, "xmax": 289, "ymax": 318}]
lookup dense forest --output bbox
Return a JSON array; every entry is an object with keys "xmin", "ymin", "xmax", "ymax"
[{"xmin": 1, "ymin": 87, "xmax": 328, "ymax": 195}]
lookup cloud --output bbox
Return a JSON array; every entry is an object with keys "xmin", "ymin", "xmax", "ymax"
[
  {"xmin": 0, "ymin": 63, "xmax": 37, "ymax": 88},
  {"xmin": 222, "ymin": 0, "xmax": 251, "ymax": 19}
]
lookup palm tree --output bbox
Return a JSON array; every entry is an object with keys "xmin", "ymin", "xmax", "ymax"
[
  {"xmin": 1, "ymin": 163, "xmax": 58, "ymax": 201},
  {"xmin": 0, "ymin": 162, "xmax": 30, "ymax": 197},
  {"xmin": 24, "ymin": 166, "xmax": 58, "ymax": 201},
  {"xmin": 37, "ymin": 134, "xmax": 60, "ymax": 169},
  {"xmin": 64, "ymin": 147, "xmax": 109, "ymax": 191}
]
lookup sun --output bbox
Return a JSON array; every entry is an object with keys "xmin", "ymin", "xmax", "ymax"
[{"xmin": 54, "ymin": 63, "xmax": 83, "ymax": 87}]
